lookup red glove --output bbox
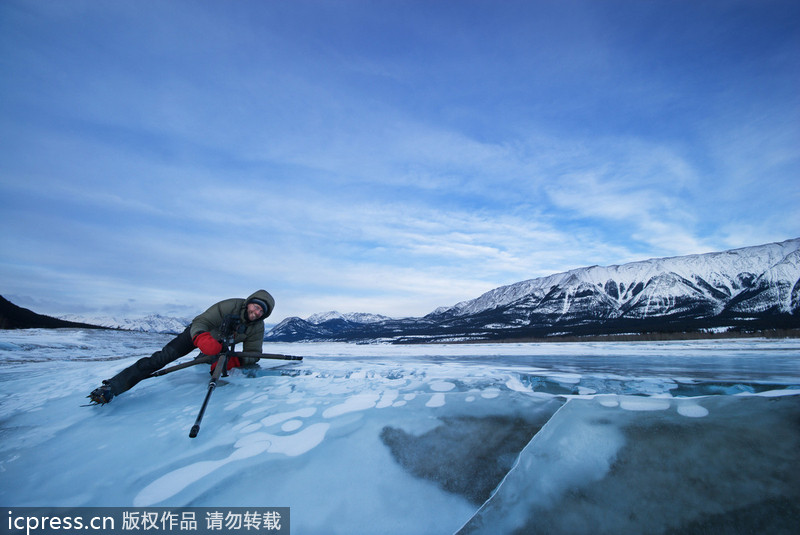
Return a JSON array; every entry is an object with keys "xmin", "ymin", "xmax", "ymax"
[
  {"xmin": 210, "ymin": 356, "xmax": 241, "ymax": 373},
  {"xmin": 193, "ymin": 332, "xmax": 223, "ymax": 355}
]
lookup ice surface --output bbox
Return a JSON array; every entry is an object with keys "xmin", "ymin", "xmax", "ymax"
[
  {"xmin": 1, "ymin": 330, "xmax": 799, "ymax": 534},
  {"xmin": 459, "ymin": 395, "xmax": 800, "ymax": 535}
]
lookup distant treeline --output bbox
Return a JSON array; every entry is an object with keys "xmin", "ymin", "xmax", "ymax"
[{"xmin": 453, "ymin": 328, "xmax": 800, "ymax": 345}]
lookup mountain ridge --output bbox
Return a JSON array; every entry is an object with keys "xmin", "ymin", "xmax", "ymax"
[{"xmin": 266, "ymin": 238, "xmax": 800, "ymax": 343}]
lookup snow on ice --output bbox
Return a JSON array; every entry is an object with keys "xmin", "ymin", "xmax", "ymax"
[{"xmin": 1, "ymin": 329, "xmax": 799, "ymax": 534}]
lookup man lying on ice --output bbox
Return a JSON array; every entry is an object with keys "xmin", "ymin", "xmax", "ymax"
[{"xmin": 88, "ymin": 289, "xmax": 275, "ymax": 405}]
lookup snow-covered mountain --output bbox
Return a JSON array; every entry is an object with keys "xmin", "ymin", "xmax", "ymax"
[
  {"xmin": 57, "ymin": 313, "xmax": 191, "ymax": 334},
  {"xmin": 430, "ymin": 237, "xmax": 800, "ymax": 322},
  {"xmin": 267, "ymin": 238, "xmax": 800, "ymax": 342},
  {"xmin": 306, "ymin": 311, "xmax": 392, "ymax": 324},
  {"xmin": 267, "ymin": 310, "xmax": 394, "ymax": 341}
]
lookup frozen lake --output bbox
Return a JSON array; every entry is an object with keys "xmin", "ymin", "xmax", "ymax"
[{"xmin": 1, "ymin": 329, "xmax": 799, "ymax": 534}]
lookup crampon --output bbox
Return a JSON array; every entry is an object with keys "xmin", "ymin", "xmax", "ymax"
[{"xmin": 85, "ymin": 382, "xmax": 114, "ymax": 405}]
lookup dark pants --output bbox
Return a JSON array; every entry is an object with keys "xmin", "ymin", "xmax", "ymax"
[{"xmin": 105, "ymin": 326, "xmax": 195, "ymax": 396}]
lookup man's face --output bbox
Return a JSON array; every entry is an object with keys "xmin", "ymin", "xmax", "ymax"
[{"xmin": 246, "ymin": 303, "xmax": 265, "ymax": 321}]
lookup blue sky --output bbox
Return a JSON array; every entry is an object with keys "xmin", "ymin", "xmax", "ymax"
[{"xmin": 1, "ymin": 0, "xmax": 798, "ymax": 323}]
